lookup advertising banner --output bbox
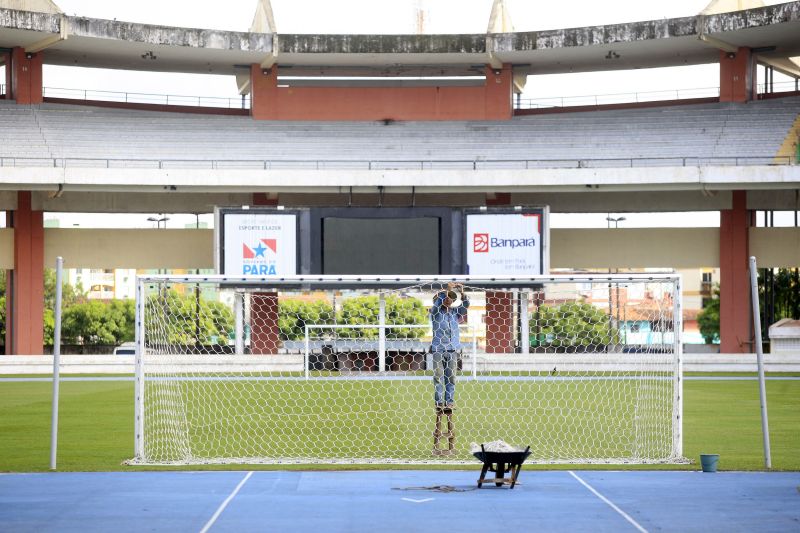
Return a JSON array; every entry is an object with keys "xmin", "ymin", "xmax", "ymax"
[
  {"xmin": 466, "ymin": 212, "xmax": 543, "ymax": 275},
  {"xmin": 222, "ymin": 212, "xmax": 297, "ymax": 275}
]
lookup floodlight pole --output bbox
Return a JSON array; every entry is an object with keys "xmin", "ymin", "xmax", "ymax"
[
  {"xmin": 50, "ymin": 256, "xmax": 63, "ymax": 471},
  {"xmin": 749, "ymin": 256, "xmax": 772, "ymax": 469}
]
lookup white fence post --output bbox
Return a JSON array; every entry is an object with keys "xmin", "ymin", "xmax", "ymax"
[
  {"xmin": 378, "ymin": 294, "xmax": 386, "ymax": 372},
  {"xmin": 749, "ymin": 256, "xmax": 772, "ymax": 469},
  {"xmin": 49, "ymin": 257, "xmax": 63, "ymax": 471},
  {"xmin": 134, "ymin": 277, "xmax": 145, "ymax": 460},
  {"xmin": 520, "ymin": 291, "xmax": 530, "ymax": 355},
  {"xmin": 234, "ymin": 292, "xmax": 244, "ymax": 355}
]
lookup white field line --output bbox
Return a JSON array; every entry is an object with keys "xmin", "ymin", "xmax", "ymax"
[
  {"xmin": 568, "ymin": 471, "xmax": 648, "ymax": 533},
  {"xmin": 199, "ymin": 471, "xmax": 254, "ymax": 533}
]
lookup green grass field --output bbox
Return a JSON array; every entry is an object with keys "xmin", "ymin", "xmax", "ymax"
[{"xmin": 0, "ymin": 376, "xmax": 797, "ymax": 472}]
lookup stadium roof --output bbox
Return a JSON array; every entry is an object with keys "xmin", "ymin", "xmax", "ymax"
[{"xmin": 1, "ymin": 2, "xmax": 799, "ymax": 77}]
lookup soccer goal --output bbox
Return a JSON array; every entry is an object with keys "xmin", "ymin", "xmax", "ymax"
[{"xmin": 131, "ymin": 274, "xmax": 684, "ymax": 465}]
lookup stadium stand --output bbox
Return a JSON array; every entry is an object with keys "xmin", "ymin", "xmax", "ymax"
[{"xmin": 2, "ymin": 96, "xmax": 798, "ymax": 166}]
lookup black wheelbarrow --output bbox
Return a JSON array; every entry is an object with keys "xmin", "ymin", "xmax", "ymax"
[{"xmin": 472, "ymin": 444, "xmax": 531, "ymax": 489}]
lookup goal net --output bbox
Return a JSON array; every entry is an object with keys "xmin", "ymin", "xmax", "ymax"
[{"xmin": 132, "ymin": 274, "xmax": 684, "ymax": 465}]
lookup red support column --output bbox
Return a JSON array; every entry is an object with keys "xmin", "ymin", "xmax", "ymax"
[
  {"xmin": 250, "ymin": 293, "xmax": 280, "ymax": 355},
  {"xmin": 10, "ymin": 47, "xmax": 43, "ymax": 105},
  {"xmin": 250, "ymin": 64, "xmax": 278, "ymax": 121},
  {"xmin": 484, "ymin": 64, "xmax": 513, "ymax": 120},
  {"xmin": 485, "ymin": 291, "xmax": 515, "ymax": 353},
  {"xmin": 248, "ymin": 194, "xmax": 281, "ymax": 355},
  {"xmin": 719, "ymin": 47, "xmax": 756, "ymax": 103},
  {"xmin": 7, "ymin": 192, "xmax": 45, "ymax": 355},
  {"xmin": 719, "ymin": 190, "xmax": 750, "ymax": 353}
]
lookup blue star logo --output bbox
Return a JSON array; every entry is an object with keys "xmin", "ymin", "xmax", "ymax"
[{"xmin": 253, "ymin": 243, "xmax": 267, "ymax": 257}]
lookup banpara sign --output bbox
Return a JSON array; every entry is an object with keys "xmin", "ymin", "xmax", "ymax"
[{"xmin": 465, "ymin": 210, "xmax": 548, "ymax": 275}]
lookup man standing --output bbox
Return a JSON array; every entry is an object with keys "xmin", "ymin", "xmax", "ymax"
[{"xmin": 430, "ymin": 283, "xmax": 469, "ymax": 409}]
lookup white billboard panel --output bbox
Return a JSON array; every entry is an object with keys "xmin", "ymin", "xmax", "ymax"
[
  {"xmin": 466, "ymin": 212, "xmax": 544, "ymax": 275},
  {"xmin": 221, "ymin": 212, "xmax": 297, "ymax": 275}
]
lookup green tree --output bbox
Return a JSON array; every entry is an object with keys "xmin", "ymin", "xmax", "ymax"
[
  {"xmin": 278, "ymin": 299, "xmax": 335, "ymax": 341},
  {"xmin": 532, "ymin": 301, "xmax": 617, "ymax": 350},
  {"xmin": 697, "ymin": 284, "xmax": 720, "ymax": 344},
  {"xmin": 44, "ymin": 268, "xmax": 84, "ymax": 310},
  {"xmin": 145, "ymin": 290, "xmax": 234, "ymax": 346},
  {"xmin": 61, "ymin": 300, "xmax": 133, "ymax": 345},
  {"xmin": 337, "ymin": 295, "xmax": 427, "ymax": 339}
]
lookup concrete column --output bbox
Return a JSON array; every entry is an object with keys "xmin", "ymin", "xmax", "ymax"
[
  {"xmin": 10, "ymin": 47, "xmax": 43, "ymax": 105},
  {"xmin": 7, "ymin": 191, "xmax": 44, "ymax": 355},
  {"xmin": 719, "ymin": 190, "xmax": 750, "ymax": 353},
  {"xmin": 250, "ymin": 292, "xmax": 280, "ymax": 354},
  {"xmin": 485, "ymin": 291, "xmax": 515, "ymax": 353},
  {"xmin": 719, "ymin": 47, "xmax": 757, "ymax": 103}
]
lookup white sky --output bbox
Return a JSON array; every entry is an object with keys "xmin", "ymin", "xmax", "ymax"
[{"xmin": 3, "ymin": 1, "xmax": 796, "ymax": 229}]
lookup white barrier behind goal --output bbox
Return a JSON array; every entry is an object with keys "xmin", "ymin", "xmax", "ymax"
[{"xmin": 133, "ymin": 275, "xmax": 684, "ymax": 465}]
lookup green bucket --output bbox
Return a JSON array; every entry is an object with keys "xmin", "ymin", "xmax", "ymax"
[{"xmin": 700, "ymin": 454, "xmax": 719, "ymax": 473}]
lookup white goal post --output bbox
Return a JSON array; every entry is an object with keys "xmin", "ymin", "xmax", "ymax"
[{"xmin": 132, "ymin": 274, "xmax": 684, "ymax": 465}]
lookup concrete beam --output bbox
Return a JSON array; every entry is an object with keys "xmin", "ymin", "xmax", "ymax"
[
  {"xmin": 698, "ymin": 33, "xmax": 739, "ymax": 54},
  {"xmin": 32, "ymin": 191, "xmax": 254, "ymax": 212},
  {"xmin": 551, "ymin": 228, "xmax": 720, "ymax": 269},
  {"xmin": 749, "ymin": 227, "xmax": 800, "ymax": 267},
  {"xmin": 43, "ymin": 228, "xmax": 213, "ymax": 269},
  {"xmin": 0, "ymin": 227, "xmax": 12, "ymax": 269},
  {"xmin": 0, "ymin": 226, "xmax": 794, "ymax": 270},
  {"xmin": 23, "ymin": 12, "xmax": 66, "ymax": 53}
]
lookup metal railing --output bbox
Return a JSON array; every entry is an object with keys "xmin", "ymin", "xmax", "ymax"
[
  {"xmin": 518, "ymin": 80, "xmax": 799, "ymax": 110},
  {"xmin": 42, "ymin": 86, "xmax": 250, "ymax": 109},
  {"xmin": 517, "ymin": 86, "xmax": 722, "ymax": 110},
  {"xmin": 0, "ymin": 79, "xmax": 792, "ymax": 110},
  {"xmin": 0, "ymin": 156, "xmax": 793, "ymax": 170}
]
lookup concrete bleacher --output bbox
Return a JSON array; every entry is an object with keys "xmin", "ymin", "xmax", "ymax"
[{"xmin": 1, "ymin": 96, "xmax": 798, "ymax": 166}]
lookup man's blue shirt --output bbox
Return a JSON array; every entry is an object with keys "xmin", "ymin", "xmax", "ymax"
[{"xmin": 430, "ymin": 293, "xmax": 469, "ymax": 351}]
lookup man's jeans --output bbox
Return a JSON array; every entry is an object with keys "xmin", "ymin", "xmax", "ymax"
[{"xmin": 432, "ymin": 350, "xmax": 458, "ymax": 405}]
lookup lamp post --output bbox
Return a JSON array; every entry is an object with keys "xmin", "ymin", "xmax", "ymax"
[
  {"xmin": 606, "ymin": 216, "xmax": 626, "ymax": 350},
  {"xmin": 147, "ymin": 215, "xmax": 169, "ymax": 229},
  {"xmin": 195, "ymin": 214, "xmax": 201, "ymax": 352},
  {"xmin": 146, "ymin": 216, "xmax": 169, "ymax": 274},
  {"xmin": 147, "ymin": 215, "xmax": 170, "ymax": 322}
]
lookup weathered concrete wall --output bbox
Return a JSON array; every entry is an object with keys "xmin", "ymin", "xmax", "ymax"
[
  {"xmin": 279, "ymin": 33, "xmax": 486, "ymax": 54},
  {"xmin": 66, "ymin": 16, "xmax": 272, "ymax": 52},
  {"xmin": 703, "ymin": 1, "xmax": 800, "ymax": 33},
  {"xmin": 0, "ymin": 7, "xmax": 60, "ymax": 33},
  {"xmin": 501, "ymin": 3, "xmax": 800, "ymax": 52},
  {"xmin": 505, "ymin": 16, "xmax": 699, "ymax": 52},
  {"xmin": 0, "ymin": 0, "xmax": 59, "ymax": 15},
  {"xmin": 2, "ymin": 3, "xmax": 798, "ymax": 57}
]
